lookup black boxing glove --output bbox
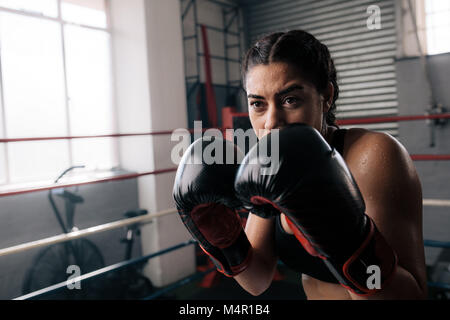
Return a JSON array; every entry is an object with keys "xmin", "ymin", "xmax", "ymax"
[
  {"xmin": 173, "ymin": 135, "xmax": 252, "ymax": 277},
  {"xmin": 234, "ymin": 123, "xmax": 397, "ymax": 295}
]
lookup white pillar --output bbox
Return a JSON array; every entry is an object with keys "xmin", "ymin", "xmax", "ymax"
[{"xmin": 110, "ymin": 0, "xmax": 195, "ymax": 287}]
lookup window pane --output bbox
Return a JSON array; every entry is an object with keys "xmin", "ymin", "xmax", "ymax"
[
  {"xmin": 0, "ymin": 0, "xmax": 57, "ymax": 17},
  {"xmin": 428, "ymin": 26, "xmax": 450, "ymax": 55},
  {"xmin": 72, "ymin": 138, "xmax": 117, "ymax": 170},
  {"xmin": 64, "ymin": 25, "xmax": 113, "ymax": 136},
  {"xmin": 425, "ymin": 0, "xmax": 435, "ymax": 13},
  {"xmin": 432, "ymin": 0, "xmax": 450, "ymax": 12},
  {"xmin": 0, "ymin": 87, "xmax": 4, "ymax": 139},
  {"xmin": 0, "ymin": 145, "xmax": 6, "ymax": 184},
  {"xmin": 0, "ymin": 13, "xmax": 67, "ymax": 138},
  {"xmin": 61, "ymin": 0, "xmax": 107, "ymax": 28},
  {"xmin": 0, "ymin": 97, "xmax": 5, "ymax": 184},
  {"xmin": 429, "ymin": 12, "xmax": 450, "ymax": 28},
  {"xmin": 426, "ymin": 27, "xmax": 437, "ymax": 54},
  {"xmin": 8, "ymin": 141, "xmax": 70, "ymax": 183}
]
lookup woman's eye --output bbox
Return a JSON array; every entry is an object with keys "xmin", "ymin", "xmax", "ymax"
[
  {"xmin": 284, "ymin": 97, "xmax": 298, "ymax": 105},
  {"xmin": 250, "ymin": 101, "xmax": 263, "ymax": 108}
]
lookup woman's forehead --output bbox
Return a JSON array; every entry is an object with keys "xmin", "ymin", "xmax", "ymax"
[{"xmin": 245, "ymin": 62, "xmax": 312, "ymax": 94}]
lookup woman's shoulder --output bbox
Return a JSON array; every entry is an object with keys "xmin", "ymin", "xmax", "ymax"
[
  {"xmin": 343, "ymin": 127, "xmax": 409, "ymax": 163},
  {"xmin": 342, "ymin": 127, "xmax": 418, "ymax": 185},
  {"xmin": 343, "ymin": 126, "xmax": 421, "ymax": 196},
  {"xmin": 344, "ymin": 127, "xmax": 396, "ymax": 145}
]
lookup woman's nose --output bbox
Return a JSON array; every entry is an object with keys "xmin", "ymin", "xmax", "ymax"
[{"xmin": 264, "ymin": 103, "xmax": 285, "ymax": 132}]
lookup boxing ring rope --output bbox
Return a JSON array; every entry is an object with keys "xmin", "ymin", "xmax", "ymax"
[
  {"xmin": 0, "ymin": 168, "xmax": 177, "ymax": 198},
  {"xmin": 0, "ymin": 128, "xmax": 210, "ymax": 143},
  {"xmin": 336, "ymin": 113, "xmax": 450, "ymax": 125},
  {"xmin": 423, "ymin": 199, "xmax": 450, "ymax": 207},
  {"xmin": 424, "ymin": 239, "xmax": 450, "ymax": 292},
  {"xmin": 411, "ymin": 155, "xmax": 450, "ymax": 161},
  {"xmin": 0, "ymin": 207, "xmax": 178, "ymax": 258},
  {"xmin": 423, "ymin": 240, "xmax": 450, "ymax": 248},
  {"xmin": 0, "ymin": 113, "xmax": 449, "ymax": 144}
]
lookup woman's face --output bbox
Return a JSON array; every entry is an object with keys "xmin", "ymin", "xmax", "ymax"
[{"xmin": 245, "ymin": 62, "xmax": 331, "ymax": 139}]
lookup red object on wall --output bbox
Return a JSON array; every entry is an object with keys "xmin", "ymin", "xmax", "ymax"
[
  {"xmin": 222, "ymin": 106, "xmax": 237, "ymax": 129},
  {"xmin": 200, "ymin": 24, "xmax": 218, "ymax": 128},
  {"xmin": 222, "ymin": 107, "xmax": 236, "ymax": 141}
]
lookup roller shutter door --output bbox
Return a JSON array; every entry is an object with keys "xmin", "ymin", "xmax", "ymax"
[{"xmin": 244, "ymin": 0, "xmax": 398, "ymax": 136}]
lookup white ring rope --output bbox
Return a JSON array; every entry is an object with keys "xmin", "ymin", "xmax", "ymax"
[
  {"xmin": 0, "ymin": 208, "xmax": 178, "ymax": 258},
  {"xmin": 423, "ymin": 198, "xmax": 450, "ymax": 207}
]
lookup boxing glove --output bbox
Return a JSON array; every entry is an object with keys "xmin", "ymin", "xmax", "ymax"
[
  {"xmin": 234, "ymin": 123, "xmax": 397, "ymax": 295},
  {"xmin": 173, "ymin": 135, "xmax": 252, "ymax": 277}
]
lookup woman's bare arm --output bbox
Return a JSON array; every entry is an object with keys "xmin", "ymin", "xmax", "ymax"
[
  {"xmin": 345, "ymin": 130, "xmax": 427, "ymax": 299},
  {"xmin": 234, "ymin": 213, "xmax": 278, "ymax": 296}
]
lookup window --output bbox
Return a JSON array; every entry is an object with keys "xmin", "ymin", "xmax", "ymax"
[
  {"xmin": 424, "ymin": 0, "xmax": 450, "ymax": 55},
  {"xmin": 0, "ymin": 0, "xmax": 117, "ymax": 185},
  {"xmin": 399, "ymin": 0, "xmax": 450, "ymax": 57}
]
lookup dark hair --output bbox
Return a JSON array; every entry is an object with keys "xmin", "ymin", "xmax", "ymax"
[{"xmin": 242, "ymin": 30, "xmax": 339, "ymax": 127}]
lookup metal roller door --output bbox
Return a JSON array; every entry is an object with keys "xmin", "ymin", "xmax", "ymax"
[{"xmin": 243, "ymin": 0, "xmax": 399, "ymax": 135}]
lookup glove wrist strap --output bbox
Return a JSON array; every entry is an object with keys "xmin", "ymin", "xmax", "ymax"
[{"xmin": 326, "ymin": 217, "xmax": 398, "ymax": 296}]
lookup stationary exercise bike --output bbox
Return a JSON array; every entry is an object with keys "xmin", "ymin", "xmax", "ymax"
[
  {"xmin": 22, "ymin": 166, "xmax": 105, "ymax": 299},
  {"xmin": 22, "ymin": 166, "xmax": 155, "ymax": 299}
]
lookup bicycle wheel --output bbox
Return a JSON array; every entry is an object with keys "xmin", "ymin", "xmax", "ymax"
[{"xmin": 22, "ymin": 239, "xmax": 105, "ymax": 300}]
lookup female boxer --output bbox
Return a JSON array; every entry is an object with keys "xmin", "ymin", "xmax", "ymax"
[{"xmin": 233, "ymin": 30, "xmax": 427, "ymax": 300}]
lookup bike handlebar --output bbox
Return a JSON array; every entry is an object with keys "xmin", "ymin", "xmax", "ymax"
[
  {"xmin": 49, "ymin": 165, "xmax": 86, "ymax": 234},
  {"xmin": 54, "ymin": 165, "xmax": 85, "ymax": 184}
]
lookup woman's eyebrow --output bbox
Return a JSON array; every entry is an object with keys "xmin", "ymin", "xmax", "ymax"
[
  {"xmin": 247, "ymin": 93, "xmax": 265, "ymax": 99},
  {"xmin": 247, "ymin": 85, "xmax": 304, "ymax": 99},
  {"xmin": 276, "ymin": 85, "xmax": 304, "ymax": 97}
]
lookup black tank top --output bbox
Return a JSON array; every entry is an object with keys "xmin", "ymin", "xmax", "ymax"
[{"xmin": 274, "ymin": 128, "xmax": 347, "ymax": 284}]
